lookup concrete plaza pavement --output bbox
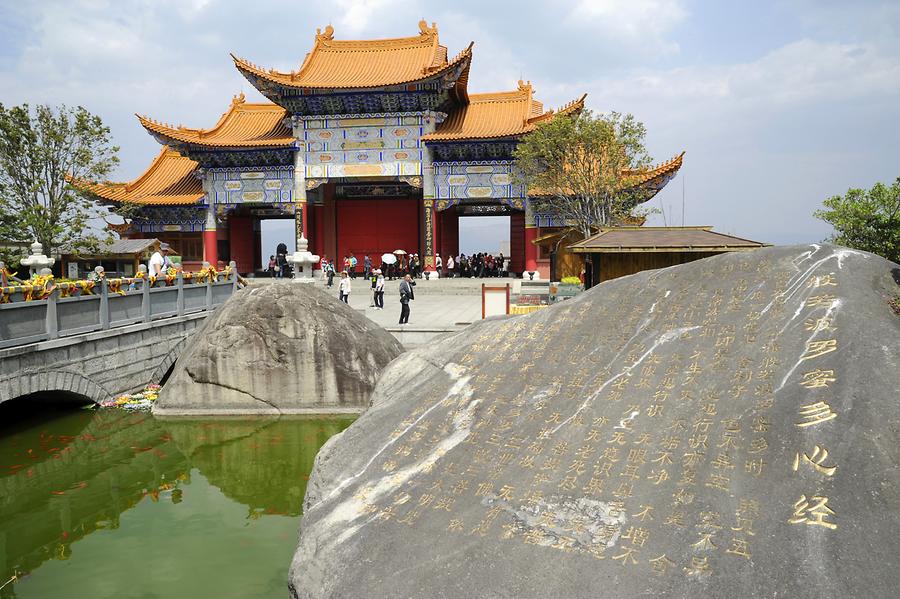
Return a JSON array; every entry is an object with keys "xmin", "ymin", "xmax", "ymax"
[
  {"xmin": 249, "ymin": 277, "xmax": 500, "ymax": 347},
  {"xmin": 326, "ymin": 282, "xmax": 483, "ymax": 348}
]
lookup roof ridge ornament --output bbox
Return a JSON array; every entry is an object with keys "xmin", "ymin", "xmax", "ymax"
[
  {"xmin": 419, "ymin": 20, "xmax": 437, "ymax": 37},
  {"xmin": 232, "ymin": 91, "xmax": 246, "ymax": 105},
  {"xmin": 316, "ymin": 24, "xmax": 334, "ymax": 42}
]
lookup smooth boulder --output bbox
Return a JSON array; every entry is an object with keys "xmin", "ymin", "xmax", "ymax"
[
  {"xmin": 155, "ymin": 283, "xmax": 404, "ymax": 415},
  {"xmin": 290, "ymin": 245, "xmax": 900, "ymax": 599}
]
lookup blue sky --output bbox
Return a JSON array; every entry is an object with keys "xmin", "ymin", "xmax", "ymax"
[{"xmin": 1, "ymin": 0, "xmax": 898, "ymax": 249}]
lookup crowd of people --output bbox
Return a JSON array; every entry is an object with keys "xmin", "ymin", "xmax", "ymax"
[
  {"xmin": 316, "ymin": 251, "xmax": 509, "ymax": 281},
  {"xmin": 266, "ymin": 244, "xmax": 513, "ymax": 284}
]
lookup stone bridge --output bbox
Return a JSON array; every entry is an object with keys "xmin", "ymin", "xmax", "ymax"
[
  {"xmin": 0, "ymin": 264, "xmax": 242, "ymax": 405},
  {"xmin": 0, "ymin": 313, "xmax": 207, "ymax": 405}
]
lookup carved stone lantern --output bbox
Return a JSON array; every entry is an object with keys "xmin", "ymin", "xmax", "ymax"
[{"xmin": 20, "ymin": 241, "xmax": 55, "ymax": 276}]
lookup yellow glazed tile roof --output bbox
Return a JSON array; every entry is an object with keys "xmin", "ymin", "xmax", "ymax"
[
  {"xmin": 80, "ymin": 148, "xmax": 203, "ymax": 205},
  {"xmin": 422, "ymin": 82, "xmax": 586, "ymax": 142},
  {"xmin": 139, "ymin": 94, "xmax": 293, "ymax": 148},
  {"xmin": 528, "ymin": 152, "xmax": 685, "ymax": 198},
  {"xmin": 622, "ymin": 152, "xmax": 685, "ymax": 186},
  {"xmin": 232, "ymin": 20, "xmax": 472, "ymax": 90}
]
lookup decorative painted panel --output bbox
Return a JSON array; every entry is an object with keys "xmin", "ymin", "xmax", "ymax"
[
  {"xmin": 134, "ymin": 207, "xmax": 206, "ymax": 233},
  {"xmin": 209, "ymin": 166, "xmax": 295, "ymax": 205},
  {"xmin": 432, "ymin": 161, "xmax": 526, "ymax": 206},
  {"xmin": 301, "ymin": 113, "xmax": 425, "ymax": 178}
]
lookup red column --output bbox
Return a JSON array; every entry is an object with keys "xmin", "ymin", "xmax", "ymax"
[
  {"xmin": 229, "ymin": 216, "xmax": 254, "ymax": 274},
  {"xmin": 203, "ymin": 230, "xmax": 218, "ymax": 267},
  {"xmin": 524, "ymin": 226, "xmax": 538, "ymax": 273},
  {"xmin": 311, "ymin": 204, "xmax": 325, "ymax": 260}
]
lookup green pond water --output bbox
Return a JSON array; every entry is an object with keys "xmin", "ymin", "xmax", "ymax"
[{"xmin": 0, "ymin": 406, "xmax": 354, "ymax": 598}]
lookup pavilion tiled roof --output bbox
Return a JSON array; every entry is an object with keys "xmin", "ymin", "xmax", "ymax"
[
  {"xmin": 231, "ymin": 20, "xmax": 472, "ymax": 91},
  {"xmin": 422, "ymin": 82, "xmax": 586, "ymax": 142},
  {"xmin": 138, "ymin": 94, "xmax": 293, "ymax": 149},
  {"xmin": 79, "ymin": 147, "xmax": 203, "ymax": 206},
  {"xmin": 568, "ymin": 226, "xmax": 768, "ymax": 253},
  {"xmin": 622, "ymin": 152, "xmax": 685, "ymax": 187},
  {"xmin": 528, "ymin": 152, "xmax": 685, "ymax": 199}
]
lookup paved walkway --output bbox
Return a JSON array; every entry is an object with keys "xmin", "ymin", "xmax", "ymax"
[
  {"xmin": 329, "ymin": 284, "xmax": 482, "ymax": 330},
  {"xmin": 247, "ymin": 276, "xmax": 532, "ymax": 346}
]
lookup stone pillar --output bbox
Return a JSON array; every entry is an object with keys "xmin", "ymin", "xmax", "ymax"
[
  {"xmin": 198, "ymin": 169, "xmax": 218, "ymax": 267},
  {"xmin": 423, "ymin": 199, "xmax": 435, "ymax": 272},
  {"xmin": 292, "ymin": 119, "xmax": 308, "ymax": 252},
  {"xmin": 420, "ymin": 111, "xmax": 444, "ymax": 272}
]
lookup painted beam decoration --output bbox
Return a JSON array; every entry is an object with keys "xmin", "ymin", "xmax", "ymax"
[
  {"xmin": 301, "ymin": 113, "xmax": 425, "ymax": 179},
  {"xmin": 432, "ymin": 161, "xmax": 526, "ymax": 210},
  {"xmin": 133, "ymin": 207, "xmax": 207, "ymax": 233},
  {"xmin": 209, "ymin": 166, "xmax": 295, "ymax": 205}
]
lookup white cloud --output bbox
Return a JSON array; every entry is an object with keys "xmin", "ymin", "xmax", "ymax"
[
  {"xmin": 566, "ymin": 0, "xmax": 686, "ymax": 57},
  {"xmin": 565, "ymin": 39, "xmax": 900, "ymax": 243},
  {"xmin": 333, "ymin": 0, "xmax": 414, "ymax": 35}
]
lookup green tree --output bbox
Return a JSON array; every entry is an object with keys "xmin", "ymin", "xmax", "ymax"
[
  {"xmin": 814, "ymin": 178, "xmax": 900, "ymax": 264},
  {"xmin": 513, "ymin": 109, "xmax": 654, "ymax": 239},
  {"xmin": 0, "ymin": 103, "xmax": 119, "ymax": 265}
]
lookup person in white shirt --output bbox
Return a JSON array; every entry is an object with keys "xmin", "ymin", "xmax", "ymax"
[
  {"xmin": 148, "ymin": 243, "xmax": 170, "ymax": 278},
  {"xmin": 374, "ymin": 269, "xmax": 385, "ymax": 309},
  {"xmin": 446, "ymin": 255, "xmax": 455, "ymax": 278},
  {"xmin": 338, "ymin": 270, "xmax": 351, "ymax": 303},
  {"xmin": 435, "ymin": 254, "xmax": 443, "ymax": 277}
]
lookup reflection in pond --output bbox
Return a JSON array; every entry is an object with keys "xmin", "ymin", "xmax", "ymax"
[{"xmin": 0, "ymin": 408, "xmax": 353, "ymax": 598}]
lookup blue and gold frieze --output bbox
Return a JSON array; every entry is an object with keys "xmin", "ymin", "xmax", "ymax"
[
  {"xmin": 300, "ymin": 113, "xmax": 426, "ymax": 179},
  {"xmin": 133, "ymin": 206, "xmax": 206, "ymax": 233},
  {"xmin": 432, "ymin": 161, "xmax": 526, "ymax": 205},
  {"xmin": 208, "ymin": 166, "xmax": 294, "ymax": 205}
]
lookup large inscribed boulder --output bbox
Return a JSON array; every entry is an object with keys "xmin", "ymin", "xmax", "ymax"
[
  {"xmin": 290, "ymin": 245, "xmax": 900, "ymax": 598},
  {"xmin": 155, "ymin": 283, "xmax": 403, "ymax": 415}
]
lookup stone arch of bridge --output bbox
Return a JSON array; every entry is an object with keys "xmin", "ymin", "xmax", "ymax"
[
  {"xmin": 0, "ymin": 370, "xmax": 111, "ymax": 406},
  {"xmin": 149, "ymin": 335, "xmax": 190, "ymax": 386}
]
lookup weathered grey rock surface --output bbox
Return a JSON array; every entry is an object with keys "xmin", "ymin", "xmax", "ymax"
[
  {"xmin": 155, "ymin": 283, "xmax": 404, "ymax": 415},
  {"xmin": 290, "ymin": 245, "xmax": 900, "ymax": 599}
]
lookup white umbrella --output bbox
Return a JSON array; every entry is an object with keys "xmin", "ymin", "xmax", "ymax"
[
  {"xmin": 393, "ymin": 249, "xmax": 408, "ymax": 255},
  {"xmin": 381, "ymin": 253, "xmax": 397, "ymax": 265}
]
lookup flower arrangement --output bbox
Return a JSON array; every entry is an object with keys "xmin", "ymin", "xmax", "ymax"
[{"xmin": 99, "ymin": 383, "xmax": 161, "ymax": 411}]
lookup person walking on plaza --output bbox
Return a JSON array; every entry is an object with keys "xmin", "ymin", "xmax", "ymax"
[
  {"xmin": 369, "ymin": 268, "xmax": 378, "ymax": 307},
  {"xmin": 276, "ymin": 242, "xmax": 289, "ymax": 278},
  {"xmin": 267, "ymin": 255, "xmax": 277, "ymax": 277},
  {"xmin": 435, "ymin": 253, "xmax": 442, "ymax": 277},
  {"xmin": 398, "ymin": 274, "xmax": 415, "ymax": 324},
  {"xmin": 338, "ymin": 270, "xmax": 351, "ymax": 303},
  {"xmin": 446, "ymin": 254, "xmax": 455, "ymax": 278},
  {"xmin": 325, "ymin": 260, "xmax": 335, "ymax": 288},
  {"xmin": 364, "ymin": 254, "xmax": 372, "ymax": 279},
  {"xmin": 374, "ymin": 269, "xmax": 385, "ymax": 309},
  {"xmin": 350, "ymin": 253, "xmax": 358, "ymax": 278}
]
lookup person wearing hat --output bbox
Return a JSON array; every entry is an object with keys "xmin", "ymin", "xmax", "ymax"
[
  {"xmin": 148, "ymin": 243, "xmax": 170, "ymax": 278},
  {"xmin": 373, "ymin": 269, "xmax": 385, "ymax": 310}
]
